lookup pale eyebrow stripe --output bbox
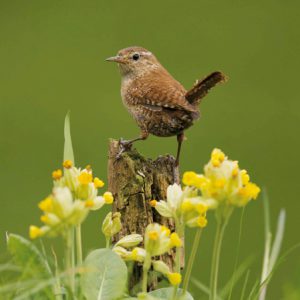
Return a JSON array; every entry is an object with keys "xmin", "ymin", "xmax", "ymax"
[{"xmin": 140, "ymin": 51, "xmax": 152, "ymax": 56}]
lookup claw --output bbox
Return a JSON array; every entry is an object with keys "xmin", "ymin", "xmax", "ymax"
[
  {"xmin": 113, "ymin": 138, "xmax": 133, "ymax": 163},
  {"xmin": 119, "ymin": 138, "xmax": 133, "ymax": 150}
]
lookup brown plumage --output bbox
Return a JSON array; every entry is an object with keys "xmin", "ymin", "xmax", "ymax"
[{"xmin": 106, "ymin": 46, "xmax": 227, "ymax": 164}]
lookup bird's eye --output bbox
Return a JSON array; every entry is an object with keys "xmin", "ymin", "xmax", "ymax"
[{"xmin": 132, "ymin": 53, "xmax": 140, "ymax": 61}]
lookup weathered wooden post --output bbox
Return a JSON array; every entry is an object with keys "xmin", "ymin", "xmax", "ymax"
[{"xmin": 108, "ymin": 139, "xmax": 180, "ymax": 291}]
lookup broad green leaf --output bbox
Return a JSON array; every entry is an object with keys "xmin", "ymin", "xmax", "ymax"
[
  {"xmin": 81, "ymin": 249, "xmax": 127, "ymax": 300},
  {"xmin": 7, "ymin": 234, "xmax": 51, "ymax": 278},
  {"xmin": 149, "ymin": 288, "xmax": 194, "ymax": 300},
  {"xmin": 64, "ymin": 111, "xmax": 75, "ymax": 164}
]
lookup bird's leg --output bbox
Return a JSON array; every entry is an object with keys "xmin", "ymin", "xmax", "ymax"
[
  {"xmin": 175, "ymin": 132, "xmax": 185, "ymax": 167},
  {"xmin": 116, "ymin": 130, "xmax": 149, "ymax": 159}
]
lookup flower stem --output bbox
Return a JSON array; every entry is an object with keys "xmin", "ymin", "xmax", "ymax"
[
  {"xmin": 142, "ymin": 253, "xmax": 151, "ymax": 293},
  {"xmin": 105, "ymin": 237, "xmax": 110, "ymax": 249},
  {"xmin": 76, "ymin": 225, "xmax": 83, "ymax": 266},
  {"xmin": 209, "ymin": 220, "xmax": 227, "ymax": 300},
  {"xmin": 172, "ymin": 222, "xmax": 184, "ymax": 300},
  {"xmin": 65, "ymin": 227, "xmax": 75, "ymax": 295},
  {"xmin": 182, "ymin": 228, "xmax": 203, "ymax": 294}
]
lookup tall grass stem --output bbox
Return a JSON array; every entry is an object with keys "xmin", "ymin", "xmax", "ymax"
[
  {"xmin": 209, "ymin": 220, "xmax": 227, "ymax": 300},
  {"xmin": 182, "ymin": 228, "xmax": 203, "ymax": 295}
]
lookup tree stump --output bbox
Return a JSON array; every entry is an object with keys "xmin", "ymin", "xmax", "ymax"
[{"xmin": 107, "ymin": 139, "xmax": 180, "ymax": 292}]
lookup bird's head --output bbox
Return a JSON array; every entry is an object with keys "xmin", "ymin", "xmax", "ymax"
[{"xmin": 106, "ymin": 46, "xmax": 161, "ymax": 77}]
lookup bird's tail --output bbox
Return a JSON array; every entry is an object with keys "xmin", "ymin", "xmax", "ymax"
[{"xmin": 185, "ymin": 71, "xmax": 227, "ymax": 105}]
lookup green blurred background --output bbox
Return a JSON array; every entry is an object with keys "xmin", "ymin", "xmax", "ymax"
[{"xmin": 0, "ymin": 0, "xmax": 299, "ymax": 299}]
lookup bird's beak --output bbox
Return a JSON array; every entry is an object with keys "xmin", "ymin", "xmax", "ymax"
[{"xmin": 105, "ymin": 55, "xmax": 126, "ymax": 64}]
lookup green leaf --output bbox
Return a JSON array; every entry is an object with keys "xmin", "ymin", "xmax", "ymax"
[
  {"xmin": 64, "ymin": 111, "xmax": 75, "ymax": 164},
  {"xmin": 148, "ymin": 288, "xmax": 194, "ymax": 300},
  {"xmin": 7, "ymin": 234, "xmax": 52, "ymax": 278},
  {"xmin": 81, "ymin": 249, "xmax": 127, "ymax": 300}
]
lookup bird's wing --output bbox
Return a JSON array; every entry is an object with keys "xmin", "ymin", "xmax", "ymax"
[
  {"xmin": 131, "ymin": 70, "xmax": 197, "ymax": 112},
  {"xmin": 185, "ymin": 71, "xmax": 227, "ymax": 105}
]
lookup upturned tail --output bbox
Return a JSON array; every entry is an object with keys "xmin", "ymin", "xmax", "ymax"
[{"xmin": 185, "ymin": 71, "xmax": 227, "ymax": 105}]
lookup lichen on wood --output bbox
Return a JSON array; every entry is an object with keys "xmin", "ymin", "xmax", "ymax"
[{"xmin": 108, "ymin": 139, "xmax": 180, "ymax": 291}]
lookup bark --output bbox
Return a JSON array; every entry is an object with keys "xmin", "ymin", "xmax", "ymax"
[{"xmin": 107, "ymin": 139, "xmax": 180, "ymax": 292}]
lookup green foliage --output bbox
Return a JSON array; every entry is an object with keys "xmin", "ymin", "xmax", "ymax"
[
  {"xmin": 4, "ymin": 234, "xmax": 54, "ymax": 299},
  {"xmin": 0, "ymin": 114, "xmax": 289, "ymax": 300},
  {"xmin": 7, "ymin": 234, "xmax": 51, "ymax": 278},
  {"xmin": 81, "ymin": 249, "xmax": 128, "ymax": 300},
  {"xmin": 148, "ymin": 287, "xmax": 193, "ymax": 299}
]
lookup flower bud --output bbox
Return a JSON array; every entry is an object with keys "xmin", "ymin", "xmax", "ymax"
[
  {"xmin": 152, "ymin": 260, "xmax": 170, "ymax": 275},
  {"xmin": 102, "ymin": 212, "xmax": 122, "ymax": 238},
  {"xmin": 115, "ymin": 234, "xmax": 143, "ymax": 248}
]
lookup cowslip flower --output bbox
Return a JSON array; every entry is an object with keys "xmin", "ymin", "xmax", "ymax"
[
  {"xmin": 30, "ymin": 161, "xmax": 114, "ymax": 239},
  {"xmin": 113, "ymin": 246, "xmax": 146, "ymax": 263},
  {"xmin": 183, "ymin": 148, "xmax": 261, "ymax": 208},
  {"xmin": 151, "ymin": 184, "xmax": 209, "ymax": 229},
  {"xmin": 152, "ymin": 260, "xmax": 182, "ymax": 286},
  {"xmin": 144, "ymin": 223, "xmax": 179, "ymax": 256}
]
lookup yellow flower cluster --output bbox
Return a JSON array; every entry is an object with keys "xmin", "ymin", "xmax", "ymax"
[
  {"xmin": 29, "ymin": 161, "xmax": 113, "ymax": 239},
  {"xmin": 145, "ymin": 223, "xmax": 181, "ymax": 256},
  {"xmin": 151, "ymin": 183, "xmax": 208, "ymax": 229},
  {"xmin": 183, "ymin": 148, "xmax": 261, "ymax": 207}
]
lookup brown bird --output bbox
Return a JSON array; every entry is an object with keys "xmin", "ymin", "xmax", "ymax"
[{"xmin": 106, "ymin": 46, "xmax": 226, "ymax": 165}]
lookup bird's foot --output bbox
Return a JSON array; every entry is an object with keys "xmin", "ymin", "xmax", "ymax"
[{"xmin": 115, "ymin": 138, "xmax": 133, "ymax": 160}]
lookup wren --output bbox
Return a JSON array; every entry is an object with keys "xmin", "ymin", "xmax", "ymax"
[{"xmin": 106, "ymin": 46, "xmax": 226, "ymax": 165}]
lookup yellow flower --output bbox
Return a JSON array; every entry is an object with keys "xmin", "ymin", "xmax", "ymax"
[
  {"xmin": 78, "ymin": 171, "xmax": 93, "ymax": 185},
  {"xmin": 238, "ymin": 182, "xmax": 260, "ymax": 200},
  {"xmin": 29, "ymin": 225, "xmax": 42, "ymax": 239},
  {"xmin": 63, "ymin": 160, "xmax": 73, "ymax": 169},
  {"xmin": 131, "ymin": 247, "xmax": 145, "ymax": 262},
  {"xmin": 149, "ymin": 199, "xmax": 157, "ymax": 207},
  {"xmin": 94, "ymin": 177, "xmax": 104, "ymax": 188},
  {"xmin": 161, "ymin": 226, "xmax": 171, "ymax": 236},
  {"xmin": 196, "ymin": 203, "xmax": 208, "ymax": 214},
  {"xmin": 167, "ymin": 272, "xmax": 182, "ymax": 286},
  {"xmin": 145, "ymin": 223, "xmax": 176, "ymax": 256},
  {"xmin": 38, "ymin": 197, "xmax": 53, "ymax": 212},
  {"xmin": 170, "ymin": 232, "xmax": 182, "ymax": 247},
  {"xmin": 211, "ymin": 148, "xmax": 226, "ymax": 167},
  {"xmin": 85, "ymin": 199, "xmax": 94, "ymax": 208},
  {"xmin": 52, "ymin": 169, "xmax": 62, "ymax": 180},
  {"xmin": 182, "ymin": 171, "xmax": 197, "ymax": 186},
  {"xmin": 148, "ymin": 231, "xmax": 158, "ymax": 241},
  {"xmin": 241, "ymin": 169, "xmax": 250, "ymax": 185},
  {"xmin": 214, "ymin": 178, "xmax": 226, "ymax": 188},
  {"xmin": 181, "ymin": 199, "xmax": 194, "ymax": 212},
  {"xmin": 40, "ymin": 215, "xmax": 48, "ymax": 223},
  {"xmin": 103, "ymin": 191, "xmax": 113, "ymax": 204},
  {"xmin": 197, "ymin": 216, "xmax": 208, "ymax": 228},
  {"xmin": 232, "ymin": 164, "xmax": 239, "ymax": 177}
]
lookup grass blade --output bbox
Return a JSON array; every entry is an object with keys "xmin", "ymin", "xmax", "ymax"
[
  {"xmin": 240, "ymin": 270, "xmax": 250, "ymax": 300},
  {"xmin": 220, "ymin": 255, "xmax": 254, "ymax": 298},
  {"xmin": 64, "ymin": 111, "xmax": 75, "ymax": 164},
  {"xmin": 269, "ymin": 209, "xmax": 286, "ymax": 271},
  {"xmin": 191, "ymin": 278, "xmax": 223, "ymax": 300}
]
